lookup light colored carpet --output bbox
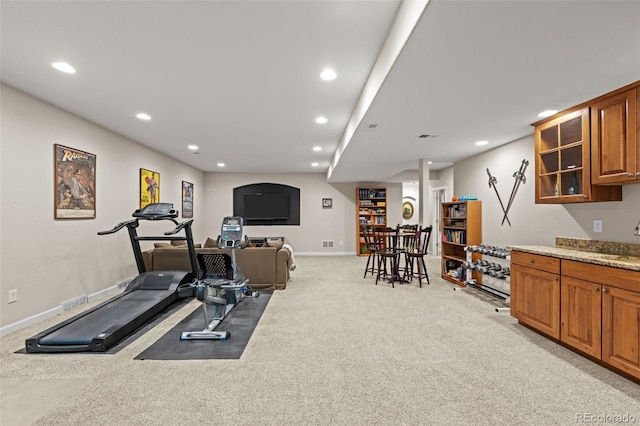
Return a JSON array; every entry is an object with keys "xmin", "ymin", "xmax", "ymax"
[{"xmin": 1, "ymin": 255, "xmax": 639, "ymax": 426}]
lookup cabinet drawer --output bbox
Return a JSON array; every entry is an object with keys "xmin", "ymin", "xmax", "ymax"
[
  {"xmin": 562, "ymin": 259, "xmax": 640, "ymax": 292},
  {"xmin": 511, "ymin": 251, "xmax": 560, "ymax": 274}
]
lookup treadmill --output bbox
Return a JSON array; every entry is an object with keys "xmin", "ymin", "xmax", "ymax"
[{"xmin": 25, "ymin": 203, "xmax": 198, "ymax": 353}]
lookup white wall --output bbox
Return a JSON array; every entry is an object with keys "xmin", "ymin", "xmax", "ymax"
[
  {"xmin": 453, "ymin": 135, "xmax": 640, "ymax": 247},
  {"xmin": 201, "ymin": 173, "xmax": 403, "ymax": 254},
  {"xmin": 0, "ymin": 84, "xmax": 205, "ymax": 328},
  {"xmin": 3, "ymin": 82, "xmax": 638, "ymax": 330}
]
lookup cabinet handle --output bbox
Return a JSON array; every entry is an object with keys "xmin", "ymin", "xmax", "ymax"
[
  {"xmin": 529, "ymin": 258, "xmax": 534, "ymax": 263},
  {"xmin": 628, "ymin": 173, "xmax": 634, "ymax": 177},
  {"xmin": 602, "ymin": 287, "xmax": 607, "ymax": 293},
  {"xmin": 593, "ymin": 286, "xmax": 599, "ymax": 291},
  {"xmin": 636, "ymin": 171, "xmax": 640, "ymax": 176},
  {"xmin": 583, "ymin": 195, "xmax": 588, "ymax": 198}
]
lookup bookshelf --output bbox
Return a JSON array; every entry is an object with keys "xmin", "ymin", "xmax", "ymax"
[
  {"xmin": 356, "ymin": 187, "xmax": 387, "ymax": 256},
  {"xmin": 441, "ymin": 200, "xmax": 482, "ymax": 286}
]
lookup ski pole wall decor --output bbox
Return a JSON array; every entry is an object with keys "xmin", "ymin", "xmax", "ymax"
[
  {"xmin": 501, "ymin": 159, "xmax": 529, "ymax": 226},
  {"xmin": 486, "ymin": 168, "xmax": 511, "ymax": 227},
  {"xmin": 486, "ymin": 159, "xmax": 529, "ymax": 227}
]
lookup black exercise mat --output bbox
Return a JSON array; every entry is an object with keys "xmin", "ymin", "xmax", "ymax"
[
  {"xmin": 15, "ymin": 297, "xmax": 192, "ymax": 355},
  {"xmin": 135, "ymin": 291, "xmax": 272, "ymax": 360}
]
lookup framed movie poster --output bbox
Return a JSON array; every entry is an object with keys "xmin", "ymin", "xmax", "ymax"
[
  {"xmin": 182, "ymin": 181, "xmax": 193, "ymax": 218},
  {"xmin": 54, "ymin": 144, "xmax": 96, "ymax": 219},
  {"xmin": 140, "ymin": 168, "xmax": 160, "ymax": 208}
]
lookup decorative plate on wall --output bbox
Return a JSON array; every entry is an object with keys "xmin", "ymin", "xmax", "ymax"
[{"xmin": 402, "ymin": 201, "xmax": 414, "ymax": 220}]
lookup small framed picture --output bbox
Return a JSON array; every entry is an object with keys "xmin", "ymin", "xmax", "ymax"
[
  {"xmin": 322, "ymin": 198, "xmax": 333, "ymax": 209},
  {"xmin": 182, "ymin": 181, "xmax": 193, "ymax": 218}
]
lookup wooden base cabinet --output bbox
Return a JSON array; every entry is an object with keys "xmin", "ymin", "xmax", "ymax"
[
  {"xmin": 560, "ymin": 260, "xmax": 640, "ymax": 381},
  {"xmin": 602, "ymin": 286, "xmax": 640, "ymax": 379},
  {"xmin": 561, "ymin": 276, "xmax": 602, "ymax": 358},
  {"xmin": 510, "ymin": 251, "xmax": 560, "ymax": 339}
]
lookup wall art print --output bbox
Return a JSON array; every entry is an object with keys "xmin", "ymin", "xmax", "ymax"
[
  {"xmin": 402, "ymin": 201, "xmax": 414, "ymax": 220},
  {"xmin": 54, "ymin": 144, "xmax": 96, "ymax": 219},
  {"xmin": 182, "ymin": 181, "xmax": 193, "ymax": 218},
  {"xmin": 140, "ymin": 168, "xmax": 160, "ymax": 208}
]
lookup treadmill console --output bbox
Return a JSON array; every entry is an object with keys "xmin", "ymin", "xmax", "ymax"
[
  {"xmin": 220, "ymin": 216, "xmax": 244, "ymax": 248},
  {"xmin": 133, "ymin": 203, "xmax": 177, "ymax": 219}
]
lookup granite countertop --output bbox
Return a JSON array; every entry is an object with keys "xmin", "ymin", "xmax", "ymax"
[{"xmin": 508, "ymin": 238, "xmax": 640, "ymax": 272}]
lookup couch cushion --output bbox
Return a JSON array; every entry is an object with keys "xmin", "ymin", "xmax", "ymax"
[
  {"xmin": 148, "ymin": 247, "xmax": 278, "ymax": 286},
  {"xmin": 267, "ymin": 240, "xmax": 284, "ymax": 250},
  {"xmin": 154, "ymin": 242, "xmax": 172, "ymax": 248},
  {"xmin": 204, "ymin": 237, "xmax": 217, "ymax": 248}
]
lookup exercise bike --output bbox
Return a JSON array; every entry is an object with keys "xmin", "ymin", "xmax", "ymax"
[{"xmin": 180, "ymin": 216, "xmax": 257, "ymax": 341}]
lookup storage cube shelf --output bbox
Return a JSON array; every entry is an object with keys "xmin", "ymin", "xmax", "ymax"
[{"xmin": 441, "ymin": 200, "xmax": 482, "ymax": 286}]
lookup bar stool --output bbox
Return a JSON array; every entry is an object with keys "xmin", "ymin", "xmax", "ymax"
[
  {"xmin": 404, "ymin": 225, "xmax": 433, "ymax": 287},
  {"xmin": 362, "ymin": 224, "xmax": 380, "ymax": 278},
  {"xmin": 374, "ymin": 226, "xmax": 401, "ymax": 287}
]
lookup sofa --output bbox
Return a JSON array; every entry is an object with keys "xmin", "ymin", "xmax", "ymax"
[{"xmin": 142, "ymin": 237, "xmax": 292, "ymax": 290}]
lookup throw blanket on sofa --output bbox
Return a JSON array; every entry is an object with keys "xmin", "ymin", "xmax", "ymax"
[{"xmin": 283, "ymin": 243, "xmax": 296, "ymax": 271}]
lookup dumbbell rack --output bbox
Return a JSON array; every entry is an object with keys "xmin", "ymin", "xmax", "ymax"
[{"xmin": 463, "ymin": 245, "xmax": 510, "ymax": 304}]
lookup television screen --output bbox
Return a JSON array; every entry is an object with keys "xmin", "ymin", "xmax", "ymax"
[{"xmin": 243, "ymin": 193, "xmax": 289, "ymax": 220}]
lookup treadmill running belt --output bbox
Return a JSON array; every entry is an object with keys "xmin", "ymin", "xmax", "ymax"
[{"xmin": 39, "ymin": 290, "xmax": 173, "ymax": 345}]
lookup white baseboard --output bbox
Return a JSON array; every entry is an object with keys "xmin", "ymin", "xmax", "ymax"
[
  {"xmin": 295, "ymin": 252, "xmax": 355, "ymax": 256},
  {"xmin": 0, "ymin": 279, "xmax": 132, "ymax": 337}
]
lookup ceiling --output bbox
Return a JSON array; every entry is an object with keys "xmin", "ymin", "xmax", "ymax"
[{"xmin": 2, "ymin": 1, "xmax": 639, "ymax": 183}]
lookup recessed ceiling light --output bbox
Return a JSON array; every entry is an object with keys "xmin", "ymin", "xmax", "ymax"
[
  {"xmin": 311, "ymin": 162, "xmax": 319, "ymax": 167},
  {"xmin": 136, "ymin": 113, "xmax": 151, "ymax": 121},
  {"xmin": 188, "ymin": 145, "xmax": 198, "ymax": 151},
  {"xmin": 475, "ymin": 140, "xmax": 489, "ymax": 146},
  {"xmin": 313, "ymin": 146, "xmax": 322, "ymax": 152},
  {"xmin": 428, "ymin": 161, "xmax": 433, "ymax": 165},
  {"xmin": 320, "ymin": 68, "xmax": 337, "ymax": 81},
  {"xmin": 315, "ymin": 116, "xmax": 328, "ymax": 124},
  {"xmin": 217, "ymin": 163, "xmax": 225, "ymax": 167},
  {"xmin": 537, "ymin": 109, "xmax": 558, "ymax": 118},
  {"xmin": 51, "ymin": 62, "xmax": 76, "ymax": 74}
]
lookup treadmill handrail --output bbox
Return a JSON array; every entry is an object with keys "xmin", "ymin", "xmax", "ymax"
[
  {"xmin": 97, "ymin": 219, "xmax": 137, "ymax": 235},
  {"xmin": 165, "ymin": 219, "xmax": 194, "ymax": 235}
]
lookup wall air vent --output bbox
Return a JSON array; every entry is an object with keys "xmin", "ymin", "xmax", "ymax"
[
  {"xmin": 418, "ymin": 134, "xmax": 438, "ymax": 139},
  {"xmin": 62, "ymin": 295, "xmax": 88, "ymax": 311},
  {"xmin": 322, "ymin": 240, "xmax": 335, "ymax": 248}
]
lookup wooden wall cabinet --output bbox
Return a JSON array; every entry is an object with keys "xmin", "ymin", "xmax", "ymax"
[
  {"xmin": 533, "ymin": 108, "xmax": 622, "ymax": 203},
  {"xmin": 441, "ymin": 200, "xmax": 481, "ymax": 286},
  {"xmin": 510, "ymin": 251, "xmax": 561, "ymax": 339},
  {"xmin": 356, "ymin": 187, "xmax": 387, "ymax": 256},
  {"xmin": 590, "ymin": 83, "xmax": 640, "ymax": 185}
]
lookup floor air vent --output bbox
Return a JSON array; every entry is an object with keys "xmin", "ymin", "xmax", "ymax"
[
  {"xmin": 62, "ymin": 295, "xmax": 88, "ymax": 311},
  {"xmin": 322, "ymin": 240, "xmax": 334, "ymax": 248}
]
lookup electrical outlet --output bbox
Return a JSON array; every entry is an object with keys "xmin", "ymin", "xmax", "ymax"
[
  {"xmin": 593, "ymin": 220, "xmax": 603, "ymax": 233},
  {"xmin": 635, "ymin": 226, "xmax": 640, "ymax": 236},
  {"xmin": 8, "ymin": 289, "xmax": 18, "ymax": 304}
]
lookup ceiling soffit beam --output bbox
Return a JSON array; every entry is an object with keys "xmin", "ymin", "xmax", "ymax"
[{"xmin": 327, "ymin": 0, "xmax": 430, "ymax": 182}]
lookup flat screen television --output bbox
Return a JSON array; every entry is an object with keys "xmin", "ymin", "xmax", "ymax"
[
  {"xmin": 233, "ymin": 183, "xmax": 300, "ymax": 226},
  {"xmin": 243, "ymin": 192, "xmax": 289, "ymax": 220}
]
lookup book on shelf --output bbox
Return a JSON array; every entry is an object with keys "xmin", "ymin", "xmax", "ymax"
[{"xmin": 443, "ymin": 229, "xmax": 466, "ymax": 244}]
